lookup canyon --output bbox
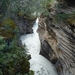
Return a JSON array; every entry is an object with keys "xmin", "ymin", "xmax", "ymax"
[
  {"xmin": 17, "ymin": 0, "xmax": 75, "ymax": 75},
  {"xmin": 2, "ymin": 0, "xmax": 75, "ymax": 75}
]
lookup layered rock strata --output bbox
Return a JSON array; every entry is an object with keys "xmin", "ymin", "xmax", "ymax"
[{"xmin": 38, "ymin": 4, "xmax": 75, "ymax": 75}]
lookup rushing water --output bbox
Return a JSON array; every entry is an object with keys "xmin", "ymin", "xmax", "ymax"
[{"xmin": 20, "ymin": 18, "xmax": 58, "ymax": 75}]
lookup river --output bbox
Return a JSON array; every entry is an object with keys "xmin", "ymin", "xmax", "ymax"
[{"xmin": 20, "ymin": 18, "xmax": 58, "ymax": 75}]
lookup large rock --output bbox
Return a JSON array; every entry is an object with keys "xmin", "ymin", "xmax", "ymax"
[{"xmin": 38, "ymin": 4, "xmax": 75, "ymax": 75}]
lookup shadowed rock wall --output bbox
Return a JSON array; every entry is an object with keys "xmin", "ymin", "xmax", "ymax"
[{"xmin": 57, "ymin": 0, "xmax": 75, "ymax": 6}]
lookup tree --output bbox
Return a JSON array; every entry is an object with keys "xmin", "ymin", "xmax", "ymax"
[
  {"xmin": 0, "ymin": 18, "xmax": 19, "ymax": 39},
  {"xmin": 4, "ymin": 0, "xmax": 53, "ymax": 19},
  {"xmin": 0, "ymin": 36, "xmax": 34, "ymax": 75},
  {"xmin": 0, "ymin": 0, "xmax": 9, "ymax": 15}
]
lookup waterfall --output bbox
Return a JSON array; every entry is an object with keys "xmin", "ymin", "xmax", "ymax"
[
  {"xmin": 32, "ymin": 18, "xmax": 39, "ymax": 33},
  {"xmin": 20, "ymin": 18, "xmax": 58, "ymax": 75}
]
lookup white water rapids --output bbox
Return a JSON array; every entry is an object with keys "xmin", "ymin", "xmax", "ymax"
[{"xmin": 20, "ymin": 18, "xmax": 58, "ymax": 75}]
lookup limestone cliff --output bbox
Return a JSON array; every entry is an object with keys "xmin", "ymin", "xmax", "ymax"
[{"xmin": 38, "ymin": 2, "xmax": 75, "ymax": 75}]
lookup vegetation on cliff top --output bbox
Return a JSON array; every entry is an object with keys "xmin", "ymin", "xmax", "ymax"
[
  {"xmin": 55, "ymin": 11, "xmax": 75, "ymax": 25},
  {"xmin": 0, "ymin": 0, "xmax": 54, "ymax": 19},
  {"xmin": 54, "ymin": 4, "xmax": 75, "ymax": 25},
  {"xmin": 0, "ymin": 18, "xmax": 19, "ymax": 39}
]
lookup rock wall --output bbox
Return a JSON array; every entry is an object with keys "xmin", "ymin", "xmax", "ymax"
[
  {"xmin": 38, "ymin": 4, "xmax": 75, "ymax": 75},
  {"xmin": 15, "ymin": 18, "xmax": 35, "ymax": 35}
]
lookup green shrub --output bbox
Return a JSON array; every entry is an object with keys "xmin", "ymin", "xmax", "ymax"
[
  {"xmin": 0, "ymin": 18, "xmax": 19, "ymax": 39},
  {"xmin": 0, "ymin": 36, "xmax": 34, "ymax": 75},
  {"xmin": 55, "ymin": 13, "xmax": 69, "ymax": 22},
  {"xmin": 4, "ymin": 0, "xmax": 54, "ymax": 19}
]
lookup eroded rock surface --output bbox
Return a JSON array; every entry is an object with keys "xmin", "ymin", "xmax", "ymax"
[{"xmin": 38, "ymin": 4, "xmax": 75, "ymax": 75}]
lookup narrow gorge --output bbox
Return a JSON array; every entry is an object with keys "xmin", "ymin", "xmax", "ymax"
[
  {"xmin": 0, "ymin": 0, "xmax": 75, "ymax": 75},
  {"xmin": 20, "ymin": 18, "xmax": 58, "ymax": 75}
]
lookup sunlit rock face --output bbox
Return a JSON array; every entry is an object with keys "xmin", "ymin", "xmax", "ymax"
[{"xmin": 38, "ymin": 3, "xmax": 75, "ymax": 75}]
